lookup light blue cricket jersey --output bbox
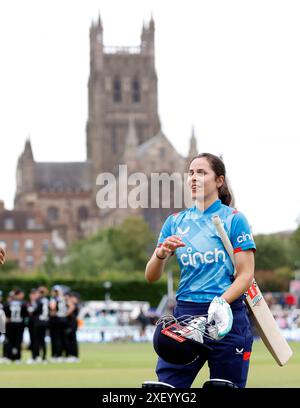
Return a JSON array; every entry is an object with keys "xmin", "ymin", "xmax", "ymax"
[{"xmin": 157, "ymin": 199, "xmax": 256, "ymax": 303}]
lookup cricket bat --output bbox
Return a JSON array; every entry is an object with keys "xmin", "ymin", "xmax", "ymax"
[{"xmin": 213, "ymin": 215, "xmax": 293, "ymax": 366}]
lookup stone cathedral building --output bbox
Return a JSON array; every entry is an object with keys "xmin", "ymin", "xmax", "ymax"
[{"xmin": 11, "ymin": 15, "xmax": 197, "ymax": 265}]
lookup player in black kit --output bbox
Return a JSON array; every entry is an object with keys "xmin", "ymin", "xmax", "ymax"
[
  {"xmin": 27, "ymin": 286, "xmax": 50, "ymax": 363},
  {"xmin": 3, "ymin": 289, "xmax": 28, "ymax": 362},
  {"xmin": 65, "ymin": 292, "xmax": 80, "ymax": 362},
  {"xmin": 34, "ymin": 286, "xmax": 50, "ymax": 362}
]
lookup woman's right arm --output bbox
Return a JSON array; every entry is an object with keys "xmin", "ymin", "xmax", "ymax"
[{"xmin": 145, "ymin": 235, "xmax": 185, "ymax": 283}]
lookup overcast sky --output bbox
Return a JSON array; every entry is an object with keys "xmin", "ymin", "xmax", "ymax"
[{"xmin": 0, "ymin": 0, "xmax": 300, "ymax": 234}]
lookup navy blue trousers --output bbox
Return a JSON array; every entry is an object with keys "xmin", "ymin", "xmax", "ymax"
[{"xmin": 156, "ymin": 299, "xmax": 253, "ymax": 388}]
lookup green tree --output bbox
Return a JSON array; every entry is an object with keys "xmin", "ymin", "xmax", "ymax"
[
  {"xmin": 66, "ymin": 216, "xmax": 154, "ymax": 278},
  {"xmin": 66, "ymin": 233, "xmax": 116, "ymax": 278},
  {"xmin": 254, "ymin": 234, "xmax": 290, "ymax": 270},
  {"xmin": 107, "ymin": 216, "xmax": 154, "ymax": 270},
  {"xmin": 0, "ymin": 259, "xmax": 18, "ymax": 273},
  {"xmin": 289, "ymin": 225, "xmax": 300, "ymax": 267},
  {"xmin": 43, "ymin": 250, "xmax": 56, "ymax": 278}
]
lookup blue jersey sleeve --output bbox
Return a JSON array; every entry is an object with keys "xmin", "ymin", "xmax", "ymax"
[
  {"xmin": 230, "ymin": 212, "xmax": 256, "ymax": 253},
  {"xmin": 156, "ymin": 215, "xmax": 174, "ymax": 248}
]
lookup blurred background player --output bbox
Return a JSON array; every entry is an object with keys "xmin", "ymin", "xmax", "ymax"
[
  {"xmin": 0, "ymin": 248, "xmax": 6, "ymax": 337},
  {"xmin": 26, "ymin": 288, "xmax": 39, "ymax": 363},
  {"xmin": 34, "ymin": 286, "xmax": 50, "ymax": 363},
  {"xmin": 49, "ymin": 286, "xmax": 62, "ymax": 361},
  {"xmin": 136, "ymin": 306, "xmax": 149, "ymax": 342},
  {"xmin": 49, "ymin": 285, "xmax": 74, "ymax": 361},
  {"xmin": 26, "ymin": 286, "xmax": 50, "ymax": 364},
  {"xmin": 3, "ymin": 288, "xmax": 28, "ymax": 363},
  {"xmin": 1, "ymin": 290, "xmax": 14, "ymax": 363},
  {"xmin": 65, "ymin": 291, "xmax": 80, "ymax": 362}
]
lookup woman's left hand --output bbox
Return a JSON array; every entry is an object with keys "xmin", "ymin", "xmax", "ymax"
[{"xmin": 207, "ymin": 296, "xmax": 233, "ymax": 340}]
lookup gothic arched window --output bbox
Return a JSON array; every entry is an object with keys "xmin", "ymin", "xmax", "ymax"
[
  {"xmin": 113, "ymin": 77, "xmax": 122, "ymax": 102},
  {"xmin": 132, "ymin": 77, "xmax": 141, "ymax": 103}
]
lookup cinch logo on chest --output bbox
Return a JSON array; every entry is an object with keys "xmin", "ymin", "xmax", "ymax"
[{"xmin": 180, "ymin": 247, "xmax": 226, "ymax": 266}]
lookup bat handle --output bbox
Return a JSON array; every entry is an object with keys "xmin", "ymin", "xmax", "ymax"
[{"xmin": 212, "ymin": 215, "xmax": 221, "ymax": 225}]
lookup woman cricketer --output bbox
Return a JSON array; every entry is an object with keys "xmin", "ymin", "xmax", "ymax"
[{"xmin": 145, "ymin": 153, "xmax": 256, "ymax": 388}]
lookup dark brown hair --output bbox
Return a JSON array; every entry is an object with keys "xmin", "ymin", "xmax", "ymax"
[{"xmin": 189, "ymin": 152, "xmax": 233, "ymax": 206}]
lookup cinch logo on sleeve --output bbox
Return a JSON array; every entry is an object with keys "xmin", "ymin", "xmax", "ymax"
[
  {"xmin": 237, "ymin": 232, "xmax": 253, "ymax": 243},
  {"xmin": 180, "ymin": 247, "xmax": 226, "ymax": 266}
]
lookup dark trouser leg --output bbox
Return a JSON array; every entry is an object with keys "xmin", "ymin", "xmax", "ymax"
[
  {"xmin": 32, "ymin": 324, "xmax": 40, "ymax": 359},
  {"xmin": 37, "ymin": 325, "xmax": 47, "ymax": 360},
  {"xmin": 9, "ymin": 325, "xmax": 24, "ymax": 360},
  {"xmin": 3, "ymin": 324, "xmax": 12, "ymax": 359},
  {"xmin": 50, "ymin": 319, "xmax": 59, "ymax": 357},
  {"xmin": 68, "ymin": 329, "xmax": 78, "ymax": 357},
  {"xmin": 207, "ymin": 307, "xmax": 253, "ymax": 388},
  {"xmin": 156, "ymin": 354, "xmax": 207, "ymax": 388}
]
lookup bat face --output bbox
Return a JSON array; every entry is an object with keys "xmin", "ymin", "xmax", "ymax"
[{"xmin": 245, "ymin": 281, "xmax": 263, "ymax": 307}]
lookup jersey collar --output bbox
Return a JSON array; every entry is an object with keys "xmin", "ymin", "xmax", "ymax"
[{"xmin": 193, "ymin": 199, "xmax": 222, "ymax": 216}]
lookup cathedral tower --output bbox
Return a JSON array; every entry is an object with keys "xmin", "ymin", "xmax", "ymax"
[{"xmin": 86, "ymin": 14, "xmax": 161, "ymax": 196}]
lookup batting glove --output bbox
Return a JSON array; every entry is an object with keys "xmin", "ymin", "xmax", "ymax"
[{"xmin": 207, "ymin": 296, "xmax": 233, "ymax": 340}]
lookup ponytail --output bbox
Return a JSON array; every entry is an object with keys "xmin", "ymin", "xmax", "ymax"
[{"xmin": 218, "ymin": 178, "xmax": 233, "ymax": 206}]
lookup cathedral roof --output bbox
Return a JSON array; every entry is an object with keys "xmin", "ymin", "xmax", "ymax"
[
  {"xmin": 35, "ymin": 161, "xmax": 92, "ymax": 192},
  {"xmin": 136, "ymin": 132, "xmax": 162, "ymax": 156},
  {"xmin": 137, "ymin": 131, "xmax": 185, "ymax": 160}
]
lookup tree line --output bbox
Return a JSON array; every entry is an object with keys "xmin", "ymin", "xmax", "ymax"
[{"xmin": 2, "ymin": 216, "xmax": 300, "ymax": 292}]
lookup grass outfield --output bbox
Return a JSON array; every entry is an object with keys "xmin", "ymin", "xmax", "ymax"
[{"xmin": 0, "ymin": 340, "xmax": 299, "ymax": 388}]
